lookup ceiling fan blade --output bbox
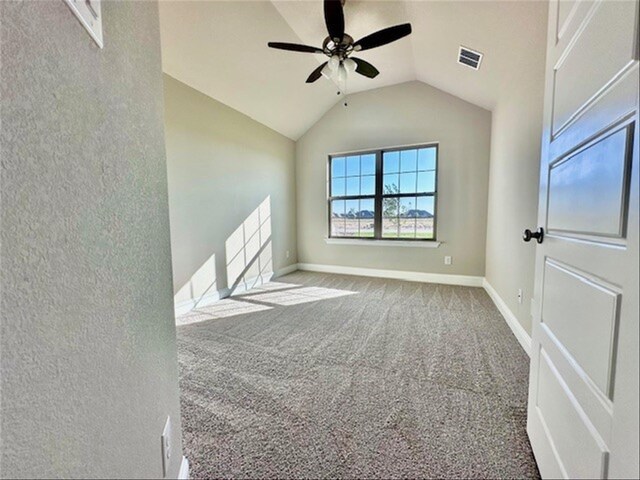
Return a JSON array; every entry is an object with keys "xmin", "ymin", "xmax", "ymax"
[
  {"xmin": 268, "ymin": 42, "xmax": 324, "ymax": 54},
  {"xmin": 324, "ymin": 0, "xmax": 345, "ymax": 42},
  {"xmin": 306, "ymin": 61, "xmax": 328, "ymax": 83},
  {"xmin": 353, "ymin": 23, "xmax": 412, "ymax": 51},
  {"xmin": 352, "ymin": 57, "xmax": 379, "ymax": 78}
]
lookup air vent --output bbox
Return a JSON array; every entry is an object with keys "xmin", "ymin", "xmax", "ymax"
[{"xmin": 458, "ymin": 46, "xmax": 483, "ymax": 70}]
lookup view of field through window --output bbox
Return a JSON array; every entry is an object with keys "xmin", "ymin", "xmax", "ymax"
[{"xmin": 329, "ymin": 146, "xmax": 437, "ymax": 239}]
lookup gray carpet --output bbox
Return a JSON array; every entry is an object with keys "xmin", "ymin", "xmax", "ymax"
[{"xmin": 177, "ymin": 271, "xmax": 539, "ymax": 479}]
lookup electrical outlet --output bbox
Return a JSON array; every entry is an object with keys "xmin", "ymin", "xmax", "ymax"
[
  {"xmin": 286, "ymin": 250, "xmax": 290, "ymax": 259},
  {"xmin": 161, "ymin": 416, "xmax": 171, "ymax": 478},
  {"xmin": 444, "ymin": 256, "xmax": 452, "ymax": 265},
  {"xmin": 517, "ymin": 289, "xmax": 523, "ymax": 305}
]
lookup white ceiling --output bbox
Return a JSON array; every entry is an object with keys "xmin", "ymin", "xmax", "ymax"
[{"xmin": 159, "ymin": 0, "xmax": 547, "ymax": 140}]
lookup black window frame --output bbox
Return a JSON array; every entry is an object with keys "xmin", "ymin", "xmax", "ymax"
[{"xmin": 327, "ymin": 143, "xmax": 439, "ymax": 242}]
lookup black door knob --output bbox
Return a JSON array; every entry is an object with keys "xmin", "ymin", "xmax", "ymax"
[{"xmin": 523, "ymin": 227, "xmax": 544, "ymax": 244}]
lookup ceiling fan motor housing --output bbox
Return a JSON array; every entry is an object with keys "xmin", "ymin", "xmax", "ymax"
[{"xmin": 322, "ymin": 34, "xmax": 354, "ymax": 60}]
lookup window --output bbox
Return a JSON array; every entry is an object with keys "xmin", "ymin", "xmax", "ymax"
[{"xmin": 328, "ymin": 144, "xmax": 438, "ymax": 241}]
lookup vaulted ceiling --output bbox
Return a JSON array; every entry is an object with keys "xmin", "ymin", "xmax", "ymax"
[{"xmin": 159, "ymin": 0, "xmax": 547, "ymax": 140}]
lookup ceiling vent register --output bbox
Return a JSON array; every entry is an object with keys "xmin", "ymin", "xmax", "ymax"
[{"xmin": 458, "ymin": 46, "xmax": 483, "ymax": 70}]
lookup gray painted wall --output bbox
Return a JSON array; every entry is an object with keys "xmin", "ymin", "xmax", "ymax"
[
  {"xmin": 163, "ymin": 75, "xmax": 297, "ymax": 307},
  {"xmin": 485, "ymin": 2, "xmax": 548, "ymax": 335},
  {"xmin": 1, "ymin": 2, "xmax": 183, "ymax": 478},
  {"xmin": 295, "ymin": 81, "xmax": 491, "ymax": 277}
]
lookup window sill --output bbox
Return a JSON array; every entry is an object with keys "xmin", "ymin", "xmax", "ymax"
[{"xmin": 325, "ymin": 238, "xmax": 442, "ymax": 248}]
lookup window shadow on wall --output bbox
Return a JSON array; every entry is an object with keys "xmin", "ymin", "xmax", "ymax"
[
  {"xmin": 225, "ymin": 196, "xmax": 273, "ymax": 296},
  {"xmin": 174, "ymin": 252, "xmax": 217, "ymax": 312}
]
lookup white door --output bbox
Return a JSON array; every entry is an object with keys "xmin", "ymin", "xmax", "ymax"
[{"xmin": 527, "ymin": 0, "xmax": 639, "ymax": 478}]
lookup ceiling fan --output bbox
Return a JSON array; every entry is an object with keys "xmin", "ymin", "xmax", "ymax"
[{"xmin": 267, "ymin": 0, "xmax": 412, "ymax": 86}]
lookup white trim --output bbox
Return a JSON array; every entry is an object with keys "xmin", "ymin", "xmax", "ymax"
[
  {"xmin": 174, "ymin": 264, "xmax": 298, "ymax": 316},
  {"xmin": 329, "ymin": 141, "xmax": 440, "ymax": 157},
  {"xmin": 275, "ymin": 263, "xmax": 298, "ymax": 276},
  {"xmin": 325, "ymin": 238, "xmax": 441, "ymax": 248},
  {"xmin": 178, "ymin": 456, "xmax": 189, "ymax": 480},
  {"xmin": 174, "ymin": 288, "xmax": 223, "ymax": 316},
  {"xmin": 174, "ymin": 264, "xmax": 533, "ymax": 360},
  {"xmin": 173, "ymin": 275, "xmax": 270, "ymax": 314},
  {"xmin": 482, "ymin": 278, "xmax": 532, "ymax": 356},
  {"xmin": 63, "ymin": 0, "xmax": 104, "ymax": 48},
  {"xmin": 297, "ymin": 263, "xmax": 483, "ymax": 287}
]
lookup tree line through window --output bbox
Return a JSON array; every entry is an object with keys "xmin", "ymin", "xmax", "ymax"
[{"xmin": 328, "ymin": 145, "xmax": 437, "ymax": 240}]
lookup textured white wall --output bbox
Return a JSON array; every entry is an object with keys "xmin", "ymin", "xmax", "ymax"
[
  {"xmin": 0, "ymin": 2, "xmax": 183, "ymax": 477},
  {"xmin": 163, "ymin": 75, "xmax": 298, "ymax": 305},
  {"xmin": 295, "ymin": 81, "xmax": 491, "ymax": 277},
  {"xmin": 485, "ymin": 2, "xmax": 548, "ymax": 335}
]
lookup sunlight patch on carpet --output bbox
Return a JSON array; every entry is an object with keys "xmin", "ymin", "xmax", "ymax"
[
  {"xmin": 176, "ymin": 299, "xmax": 272, "ymax": 326},
  {"xmin": 244, "ymin": 286, "xmax": 357, "ymax": 306}
]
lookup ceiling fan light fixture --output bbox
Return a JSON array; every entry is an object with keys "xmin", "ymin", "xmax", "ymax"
[
  {"xmin": 343, "ymin": 58, "xmax": 357, "ymax": 73},
  {"xmin": 337, "ymin": 64, "xmax": 347, "ymax": 90},
  {"xmin": 328, "ymin": 55, "xmax": 340, "ymax": 71}
]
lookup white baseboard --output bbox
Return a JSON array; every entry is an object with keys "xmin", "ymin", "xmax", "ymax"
[
  {"xmin": 175, "ymin": 264, "xmax": 532, "ymax": 359},
  {"xmin": 297, "ymin": 263, "xmax": 484, "ymax": 287},
  {"xmin": 173, "ymin": 273, "xmax": 270, "ymax": 315},
  {"xmin": 482, "ymin": 278, "xmax": 532, "ymax": 356},
  {"xmin": 275, "ymin": 263, "xmax": 298, "ymax": 277},
  {"xmin": 174, "ymin": 264, "xmax": 298, "ymax": 316},
  {"xmin": 174, "ymin": 288, "xmax": 224, "ymax": 316},
  {"xmin": 178, "ymin": 456, "xmax": 189, "ymax": 480}
]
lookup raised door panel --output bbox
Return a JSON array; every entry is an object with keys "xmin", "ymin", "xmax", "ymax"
[
  {"xmin": 549, "ymin": 64, "xmax": 639, "ymax": 162},
  {"xmin": 541, "ymin": 259, "xmax": 620, "ymax": 397},
  {"xmin": 552, "ymin": 0, "xmax": 637, "ymax": 136},
  {"xmin": 547, "ymin": 125, "xmax": 632, "ymax": 238},
  {"xmin": 534, "ymin": 349, "xmax": 608, "ymax": 478}
]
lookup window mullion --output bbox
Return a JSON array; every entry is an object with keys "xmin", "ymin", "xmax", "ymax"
[{"xmin": 374, "ymin": 150, "xmax": 383, "ymax": 239}]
